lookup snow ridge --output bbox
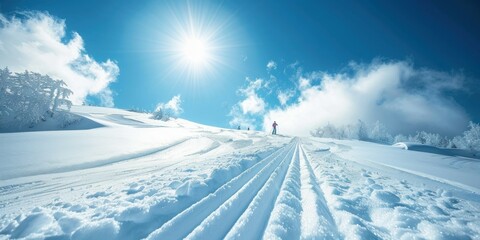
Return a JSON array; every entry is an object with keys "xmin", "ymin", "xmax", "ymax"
[
  {"xmin": 298, "ymin": 144, "xmax": 339, "ymax": 239},
  {"xmin": 148, "ymin": 139, "xmax": 347, "ymax": 240},
  {"xmin": 146, "ymin": 139, "xmax": 295, "ymax": 239}
]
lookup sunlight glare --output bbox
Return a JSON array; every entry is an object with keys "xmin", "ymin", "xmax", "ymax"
[
  {"xmin": 156, "ymin": 1, "xmax": 240, "ymax": 83},
  {"xmin": 181, "ymin": 36, "xmax": 210, "ymax": 65}
]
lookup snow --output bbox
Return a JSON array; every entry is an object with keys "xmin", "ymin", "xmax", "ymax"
[
  {"xmin": 393, "ymin": 141, "xmax": 479, "ymax": 159},
  {"xmin": 337, "ymin": 140, "xmax": 480, "ymax": 192},
  {"xmin": 1, "ymin": 106, "xmax": 480, "ymax": 239}
]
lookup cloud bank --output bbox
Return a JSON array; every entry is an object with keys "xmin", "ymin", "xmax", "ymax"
[
  {"xmin": 0, "ymin": 12, "xmax": 119, "ymax": 107},
  {"xmin": 262, "ymin": 60, "xmax": 469, "ymax": 136},
  {"xmin": 229, "ymin": 78, "xmax": 266, "ymax": 129}
]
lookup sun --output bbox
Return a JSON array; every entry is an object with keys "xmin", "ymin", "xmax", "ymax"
[
  {"xmin": 174, "ymin": 33, "xmax": 216, "ymax": 77},
  {"xmin": 166, "ymin": 19, "xmax": 220, "ymax": 79},
  {"xmin": 155, "ymin": 1, "xmax": 240, "ymax": 82},
  {"xmin": 180, "ymin": 36, "xmax": 211, "ymax": 66}
]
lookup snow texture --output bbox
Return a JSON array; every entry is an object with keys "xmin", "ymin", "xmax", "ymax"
[{"xmin": 1, "ymin": 106, "xmax": 479, "ymax": 239}]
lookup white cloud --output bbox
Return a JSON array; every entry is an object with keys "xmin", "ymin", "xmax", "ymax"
[
  {"xmin": 263, "ymin": 60, "xmax": 469, "ymax": 137},
  {"xmin": 229, "ymin": 78, "xmax": 267, "ymax": 128},
  {"xmin": 0, "ymin": 12, "xmax": 119, "ymax": 106},
  {"xmin": 277, "ymin": 90, "xmax": 294, "ymax": 106},
  {"xmin": 97, "ymin": 88, "xmax": 115, "ymax": 108},
  {"xmin": 239, "ymin": 78, "xmax": 263, "ymax": 95},
  {"xmin": 163, "ymin": 95, "xmax": 183, "ymax": 115},
  {"xmin": 298, "ymin": 76, "xmax": 310, "ymax": 90},
  {"xmin": 238, "ymin": 78, "xmax": 265, "ymax": 114},
  {"xmin": 240, "ymin": 94, "xmax": 265, "ymax": 114},
  {"xmin": 228, "ymin": 105, "xmax": 256, "ymax": 129},
  {"xmin": 267, "ymin": 60, "xmax": 277, "ymax": 70}
]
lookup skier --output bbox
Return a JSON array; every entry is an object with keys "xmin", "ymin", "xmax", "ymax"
[{"xmin": 272, "ymin": 121, "xmax": 278, "ymax": 135}]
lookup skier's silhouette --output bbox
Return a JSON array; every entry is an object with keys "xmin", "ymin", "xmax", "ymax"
[{"xmin": 272, "ymin": 121, "xmax": 278, "ymax": 135}]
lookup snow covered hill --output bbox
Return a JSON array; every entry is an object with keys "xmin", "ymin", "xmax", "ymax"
[{"xmin": 1, "ymin": 106, "xmax": 479, "ymax": 239}]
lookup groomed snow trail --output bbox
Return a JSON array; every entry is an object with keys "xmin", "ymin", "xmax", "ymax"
[
  {"xmin": 146, "ymin": 138, "xmax": 480, "ymax": 240},
  {"xmin": 146, "ymin": 139, "xmax": 296, "ymax": 240},
  {"xmin": 147, "ymin": 138, "xmax": 342, "ymax": 240},
  {"xmin": 4, "ymin": 107, "xmax": 480, "ymax": 239},
  {"xmin": 3, "ymin": 123, "xmax": 480, "ymax": 240},
  {"xmin": 298, "ymin": 144, "xmax": 339, "ymax": 239}
]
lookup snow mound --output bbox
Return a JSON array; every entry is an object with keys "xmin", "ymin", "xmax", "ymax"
[
  {"xmin": 393, "ymin": 142, "xmax": 479, "ymax": 159},
  {"xmin": 71, "ymin": 219, "xmax": 119, "ymax": 240},
  {"xmin": 10, "ymin": 209, "xmax": 61, "ymax": 239}
]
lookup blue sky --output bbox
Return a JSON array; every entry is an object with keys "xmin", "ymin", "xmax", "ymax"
[{"xmin": 1, "ymin": 0, "xmax": 479, "ymax": 136}]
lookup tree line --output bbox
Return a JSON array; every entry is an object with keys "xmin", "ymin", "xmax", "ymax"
[{"xmin": 312, "ymin": 120, "xmax": 480, "ymax": 152}]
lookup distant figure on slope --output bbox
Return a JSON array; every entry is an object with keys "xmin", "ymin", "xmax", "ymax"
[
  {"xmin": 237, "ymin": 125, "xmax": 241, "ymax": 130},
  {"xmin": 272, "ymin": 121, "xmax": 278, "ymax": 135}
]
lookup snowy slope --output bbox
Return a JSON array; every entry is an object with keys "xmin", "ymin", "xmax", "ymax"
[{"xmin": 1, "ymin": 106, "xmax": 479, "ymax": 239}]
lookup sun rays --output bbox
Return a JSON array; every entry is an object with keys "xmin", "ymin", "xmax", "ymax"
[{"xmin": 158, "ymin": 1, "xmax": 236, "ymax": 84}]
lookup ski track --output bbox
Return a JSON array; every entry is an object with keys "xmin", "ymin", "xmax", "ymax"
[
  {"xmin": 2, "ymin": 135, "xmax": 480, "ymax": 239},
  {"xmin": 147, "ymin": 138, "xmax": 345, "ymax": 240},
  {"xmin": 147, "ymin": 139, "xmax": 297, "ymax": 240},
  {"xmin": 143, "ymin": 138, "xmax": 480, "ymax": 240},
  {"xmin": 298, "ymin": 144, "xmax": 339, "ymax": 239}
]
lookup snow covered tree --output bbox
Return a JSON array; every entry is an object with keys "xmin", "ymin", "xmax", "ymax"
[
  {"xmin": 0, "ymin": 68, "xmax": 12, "ymax": 117},
  {"xmin": 312, "ymin": 123, "xmax": 338, "ymax": 138},
  {"xmin": 313, "ymin": 120, "xmax": 394, "ymax": 144},
  {"xmin": 413, "ymin": 132, "xmax": 427, "ymax": 144},
  {"xmin": 49, "ymin": 79, "xmax": 73, "ymax": 116},
  {"xmin": 368, "ymin": 121, "xmax": 393, "ymax": 144},
  {"xmin": 152, "ymin": 107, "xmax": 166, "ymax": 120},
  {"xmin": 319, "ymin": 120, "xmax": 394, "ymax": 144},
  {"xmin": 451, "ymin": 136, "xmax": 466, "ymax": 149},
  {"xmin": 410, "ymin": 132, "xmax": 446, "ymax": 147},
  {"xmin": 460, "ymin": 122, "xmax": 480, "ymax": 151},
  {"xmin": 0, "ymin": 68, "xmax": 73, "ymax": 129},
  {"xmin": 424, "ymin": 132, "xmax": 443, "ymax": 147},
  {"xmin": 393, "ymin": 134, "xmax": 409, "ymax": 143},
  {"xmin": 312, "ymin": 117, "xmax": 479, "ymax": 151},
  {"xmin": 343, "ymin": 123, "xmax": 359, "ymax": 139},
  {"xmin": 151, "ymin": 95, "xmax": 183, "ymax": 121},
  {"xmin": 357, "ymin": 120, "xmax": 369, "ymax": 141}
]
